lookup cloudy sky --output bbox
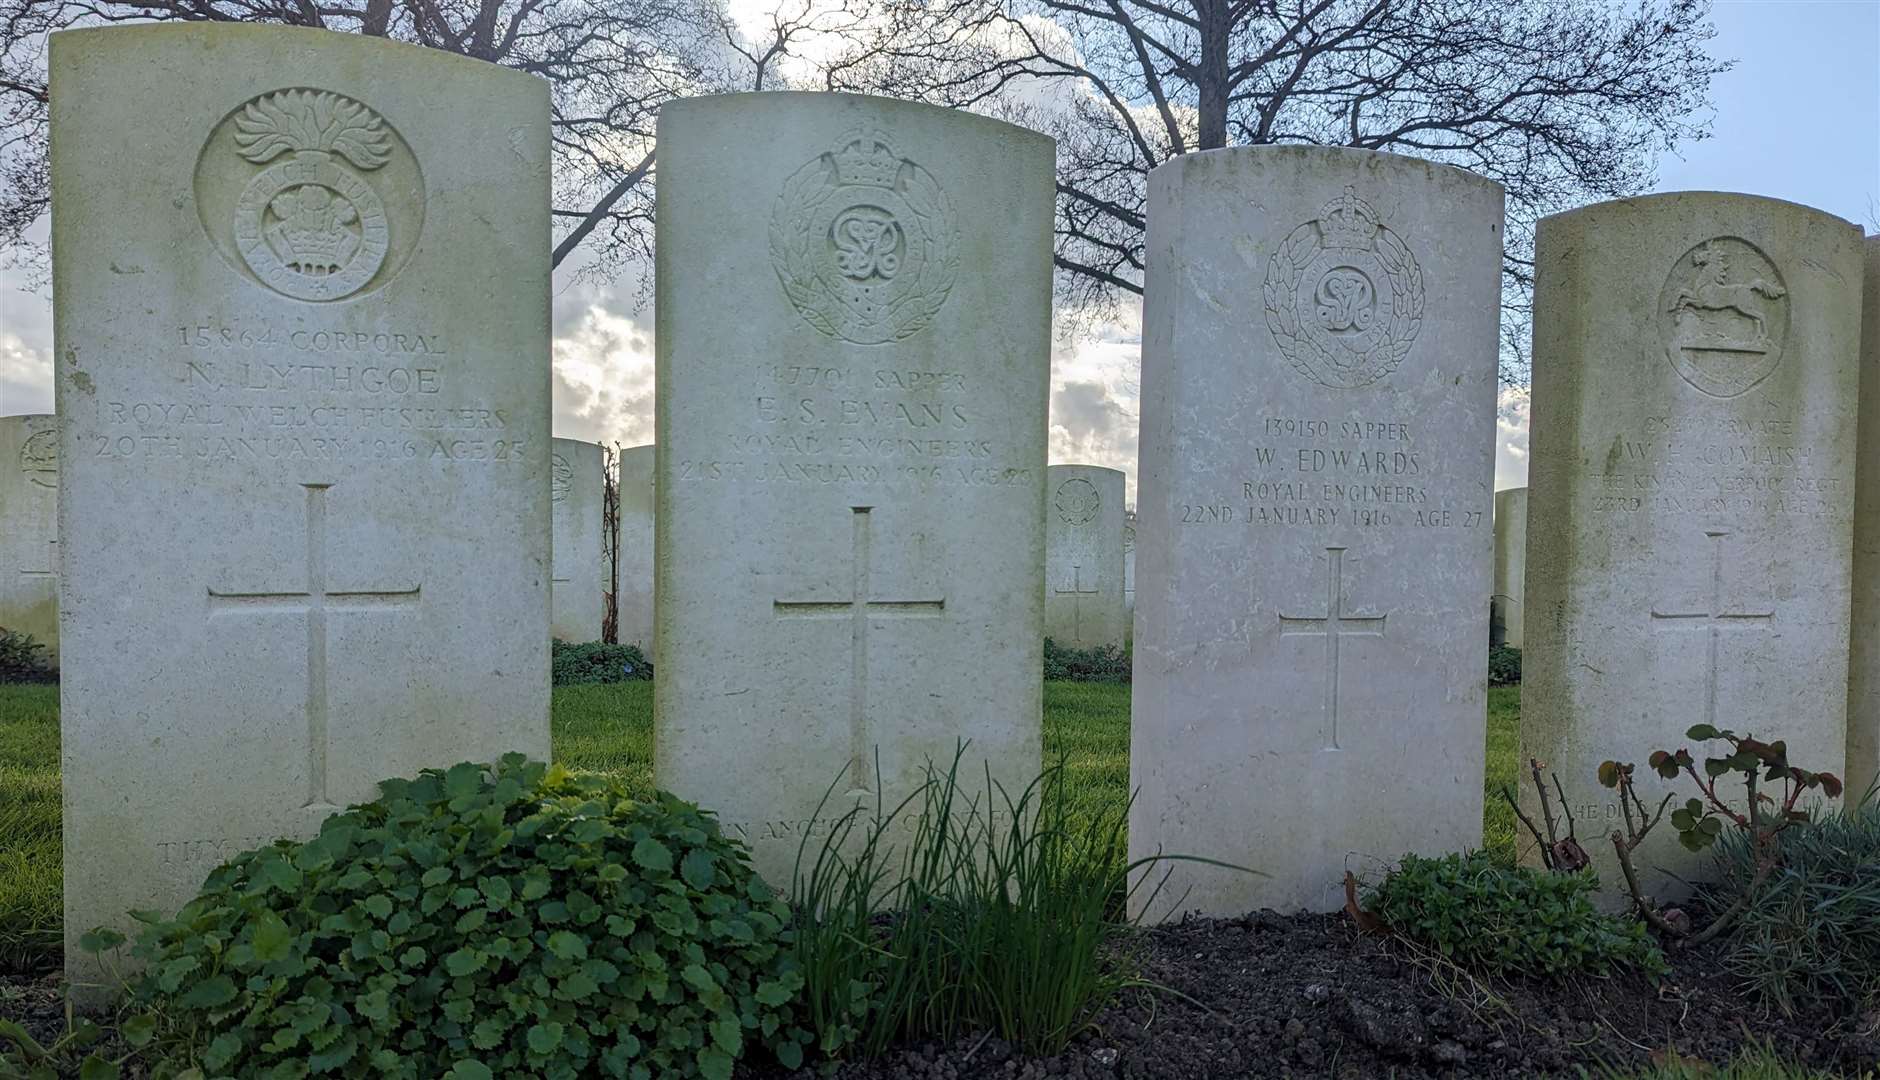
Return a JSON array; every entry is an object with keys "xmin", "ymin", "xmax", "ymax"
[{"xmin": 1, "ymin": 0, "xmax": 1875, "ymax": 503}]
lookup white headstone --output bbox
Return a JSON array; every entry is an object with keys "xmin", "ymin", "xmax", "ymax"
[
  {"xmin": 1131, "ymin": 147, "xmax": 1502, "ymax": 915},
  {"xmin": 53, "ymin": 24, "xmax": 552, "ymax": 982},
  {"xmin": 614, "ymin": 443, "xmax": 655, "ymax": 651},
  {"xmin": 1522, "ymin": 194, "xmax": 1862, "ymax": 896},
  {"xmin": 0, "ymin": 414, "xmax": 59, "ymax": 660},
  {"xmin": 1123, "ymin": 506, "xmax": 1138, "ymax": 621},
  {"xmin": 1841, "ymin": 236, "xmax": 1880, "ymax": 799},
  {"xmin": 1045, "ymin": 464, "xmax": 1127, "ymax": 648},
  {"xmin": 1492, "ymin": 487, "xmax": 1528, "ymax": 648},
  {"xmin": 655, "ymin": 92, "xmax": 1051, "ymax": 884},
  {"xmin": 550, "ymin": 437, "xmax": 605, "ymax": 642}
]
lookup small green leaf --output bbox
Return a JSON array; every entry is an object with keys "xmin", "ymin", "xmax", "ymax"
[
  {"xmin": 120, "ymin": 1013, "xmax": 159, "ymax": 1048},
  {"xmin": 77, "ymin": 928, "xmax": 125, "ymax": 954},
  {"xmin": 546, "ymin": 930, "xmax": 587, "ymax": 961},
  {"xmin": 1597, "ymin": 761, "xmax": 1621, "ymax": 788},
  {"xmin": 78, "ymin": 1054, "xmax": 118, "ymax": 1080},
  {"xmin": 444, "ymin": 1063, "xmax": 492, "ymax": 1080},
  {"xmin": 252, "ymin": 909, "xmax": 293, "ymax": 963},
  {"xmin": 632, "ymin": 837, "xmax": 673, "ymax": 874},
  {"xmin": 1685, "ymin": 723, "xmax": 1719, "ymax": 741},
  {"xmin": 526, "ymin": 1021, "xmax": 565, "ymax": 1055},
  {"xmin": 444, "ymin": 949, "xmax": 487, "ymax": 977},
  {"xmin": 681, "ymin": 849, "xmax": 716, "ymax": 891},
  {"xmin": 177, "ymin": 974, "xmax": 237, "ymax": 1009}
]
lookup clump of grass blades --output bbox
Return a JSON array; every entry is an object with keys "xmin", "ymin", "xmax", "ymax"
[
  {"xmin": 1590, "ymin": 1042, "xmax": 1874, "ymax": 1079},
  {"xmin": 1704, "ymin": 791, "xmax": 1880, "ymax": 1017},
  {"xmin": 787, "ymin": 747, "xmax": 1188, "ymax": 1061}
]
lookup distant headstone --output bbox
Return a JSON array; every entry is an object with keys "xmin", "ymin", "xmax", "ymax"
[
  {"xmin": 0, "ymin": 414, "xmax": 59, "ymax": 659},
  {"xmin": 614, "ymin": 444, "xmax": 655, "ymax": 651},
  {"xmin": 1844, "ymin": 236, "xmax": 1880, "ymax": 799},
  {"xmin": 1123, "ymin": 507, "xmax": 1138, "ymax": 620},
  {"xmin": 1492, "ymin": 488, "xmax": 1528, "ymax": 648},
  {"xmin": 655, "ymin": 92, "xmax": 1051, "ymax": 884},
  {"xmin": 1045, "ymin": 465, "xmax": 1127, "ymax": 648},
  {"xmin": 53, "ymin": 24, "xmax": 551, "ymax": 983},
  {"xmin": 1523, "ymin": 194, "xmax": 1862, "ymax": 896},
  {"xmin": 1131, "ymin": 147, "xmax": 1502, "ymax": 915},
  {"xmin": 550, "ymin": 438, "xmax": 605, "ymax": 642}
]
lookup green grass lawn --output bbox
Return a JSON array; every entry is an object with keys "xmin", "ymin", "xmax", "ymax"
[{"xmin": 0, "ymin": 680, "xmax": 1520, "ymax": 972}]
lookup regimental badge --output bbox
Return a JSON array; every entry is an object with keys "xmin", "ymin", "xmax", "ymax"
[
  {"xmin": 1122, "ymin": 511, "xmax": 1137, "ymax": 554},
  {"xmin": 550, "ymin": 453, "xmax": 573, "ymax": 503},
  {"xmin": 769, "ymin": 127, "xmax": 959, "ymax": 345},
  {"xmin": 1263, "ymin": 187, "xmax": 1424, "ymax": 390},
  {"xmin": 1657, "ymin": 237, "xmax": 1788, "ymax": 398},
  {"xmin": 1055, "ymin": 478, "xmax": 1100, "ymax": 526},
  {"xmin": 198, "ymin": 89, "xmax": 422, "ymax": 303},
  {"xmin": 18, "ymin": 428, "xmax": 56, "ymax": 488}
]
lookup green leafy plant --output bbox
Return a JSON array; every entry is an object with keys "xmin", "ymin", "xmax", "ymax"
[
  {"xmin": 788, "ymin": 747, "xmax": 1221, "ymax": 1060},
  {"xmin": 87, "ymin": 755, "xmax": 806, "ymax": 1079},
  {"xmin": 1599, "ymin": 725, "xmax": 1843, "ymax": 946},
  {"xmin": 1706, "ymin": 796, "xmax": 1880, "ymax": 1016},
  {"xmin": 0, "ymin": 628, "xmax": 55, "ymax": 684},
  {"xmin": 0, "ymin": 1014, "xmax": 148, "ymax": 1080},
  {"xmin": 1042, "ymin": 638, "xmax": 1131, "ymax": 682},
  {"xmin": 1487, "ymin": 644, "xmax": 1521, "ymax": 686},
  {"xmin": 552, "ymin": 639, "xmax": 653, "ymax": 685},
  {"xmin": 1364, "ymin": 851, "xmax": 1666, "ymax": 978}
]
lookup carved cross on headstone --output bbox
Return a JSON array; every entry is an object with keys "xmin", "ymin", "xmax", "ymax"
[
  {"xmin": 1054, "ymin": 564, "xmax": 1100, "ymax": 643},
  {"xmin": 773, "ymin": 506, "xmax": 945, "ymax": 798},
  {"xmin": 1649, "ymin": 529, "xmax": 1775, "ymax": 731},
  {"xmin": 206, "ymin": 482, "xmax": 420, "ymax": 811},
  {"xmin": 1279, "ymin": 547, "xmax": 1388, "ymax": 751}
]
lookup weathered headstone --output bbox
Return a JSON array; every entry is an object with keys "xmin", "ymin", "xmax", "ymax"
[
  {"xmin": 1492, "ymin": 487, "xmax": 1528, "ymax": 648},
  {"xmin": 1845, "ymin": 236, "xmax": 1880, "ymax": 799},
  {"xmin": 1523, "ymin": 194, "xmax": 1862, "ymax": 896},
  {"xmin": 1123, "ymin": 506, "xmax": 1138, "ymax": 620},
  {"xmin": 614, "ymin": 443, "xmax": 655, "ymax": 651},
  {"xmin": 1045, "ymin": 464, "xmax": 1127, "ymax": 648},
  {"xmin": 53, "ymin": 24, "xmax": 551, "ymax": 983},
  {"xmin": 1130, "ymin": 147, "xmax": 1502, "ymax": 915},
  {"xmin": 0, "ymin": 414, "xmax": 59, "ymax": 660},
  {"xmin": 655, "ymin": 92, "xmax": 1051, "ymax": 884},
  {"xmin": 550, "ymin": 437, "xmax": 605, "ymax": 642}
]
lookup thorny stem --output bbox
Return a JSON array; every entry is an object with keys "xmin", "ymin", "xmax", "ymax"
[{"xmin": 1503, "ymin": 784, "xmax": 1553, "ymax": 870}]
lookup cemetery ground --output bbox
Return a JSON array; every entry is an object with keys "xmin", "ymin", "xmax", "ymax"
[{"xmin": 0, "ymin": 683, "xmax": 1874, "ymax": 1078}]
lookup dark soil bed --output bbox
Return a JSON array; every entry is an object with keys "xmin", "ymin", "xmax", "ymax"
[{"xmin": 5, "ymin": 911, "xmax": 1875, "ymax": 1078}]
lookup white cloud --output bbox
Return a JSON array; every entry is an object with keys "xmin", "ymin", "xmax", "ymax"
[{"xmin": 1495, "ymin": 386, "xmax": 1530, "ymax": 492}]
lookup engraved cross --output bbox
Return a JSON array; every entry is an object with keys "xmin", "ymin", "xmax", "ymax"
[
  {"xmin": 1053, "ymin": 564, "xmax": 1100, "ymax": 643},
  {"xmin": 207, "ymin": 483, "xmax": 420, "ymax": 811},
  {"xmin": 1649, "ymin": 530, "xmax": 1774, "ymax": 731},
  {"xmin": 1278, "ymin": 547, "xmax": 1387, "ymax": 751},
  {"xmin": 773, "ymin": 506, "xmax": 945, "ymax": 798}
]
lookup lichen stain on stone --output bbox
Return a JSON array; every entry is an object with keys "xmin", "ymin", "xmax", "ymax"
[
  {"xmin": 69, "ymin": 369, "xmax": 95, "ymax": 396},
  {"xmin": 1602, "ymin": 433, "xmax": 1624, "ymax": 475}
]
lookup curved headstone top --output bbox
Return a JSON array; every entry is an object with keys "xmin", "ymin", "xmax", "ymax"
[
  {"xmin": 52, "ymin": 23, "xmax": 551, "ymax": 986},
  {"xmin": 1131, "ymin": 145, "xmax": 1503, "ymax": 917},
  {"xmin": 655, "ymin": 91, "xmax": 1052, "ymax": 886},
  {"xmin": 1045, "ymin": 464, "xmax": 1127, "ymax": 648},
  {"xmin": 1522, "ymin": 192, "xmax": 1862, "ymax": 899}
]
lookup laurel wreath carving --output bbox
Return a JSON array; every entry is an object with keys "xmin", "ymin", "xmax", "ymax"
[
  {"xmin": 1262, "ymin": 222, "xmax": 1423, "ymax": 390},
  {"xmin": 768, "ymin": 153, "xmax": 959, "ymax": 345}
]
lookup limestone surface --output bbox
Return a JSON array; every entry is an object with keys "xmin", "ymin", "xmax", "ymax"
[
  {"xmin": 550, "ymin": 438, "xmax": 605, "ymax": 642},
  {"xmin": 614, "ymin": 444, "xmax": 654, "ymax": 651},
  {"xmin": 1522, "ymin": 194, "xmax": 1863, "ymax": 898},
  {"xmin": 1045, "ymin": 464, "xmax": 1127, "ymax": 647},
  {"xmin": 655, "ymin": 92, "xmax": 1051, "ymax": 885},
  {"xmin": 0, "ymin": 414, "xmax": 59, "ymax": 660},
  {"xmin": 1123, "ymin": 507, "xmax": 1138, "ymax": 620},
  {"xmin": 1130, "ymin": 146, "xmax": 1502, "ymax": 916},
  {"xmin": 52, "ymin": 24, "xmax": 552, "ymax": 985},
  {"xmin": 1492, "ymin": 488, "xmax": 1528, "ymax": 648},
  {"xmin": 1846, "ymin": 236, "xmax": 1880, "ymax": 798}
]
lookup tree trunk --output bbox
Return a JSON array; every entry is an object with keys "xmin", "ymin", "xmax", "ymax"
[{"xmin": 1196, "ymin": 0, "xmax": 1229, "ymax": 149}]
